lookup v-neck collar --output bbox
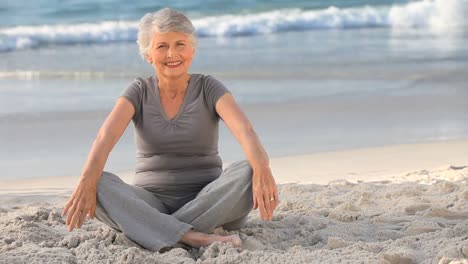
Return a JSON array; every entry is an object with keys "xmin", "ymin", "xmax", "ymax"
[{"xmin": 153, "ymin": 74, "xmax": 192, "ymax": 123}]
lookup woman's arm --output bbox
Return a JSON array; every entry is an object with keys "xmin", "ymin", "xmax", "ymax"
[
  {"xmin": 62, "ymin": 97, "xmax": 135, "ymax": 231},
  {"xmin": 78, "ymin": 97, "xmax": 135, "ymax": 185},
  {"xmin": 215, "ymin": 93, "xmax": 279, "ymax": 221}
]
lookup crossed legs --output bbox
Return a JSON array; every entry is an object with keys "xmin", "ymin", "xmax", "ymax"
[{"xmin": 94, "ymin": 160, "xmax": 253, "ymax": 252}]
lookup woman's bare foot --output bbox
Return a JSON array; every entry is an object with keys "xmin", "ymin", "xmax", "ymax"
[{"xmin": 179, "ymin": 229, "xmax": 242, "ymax": 249}]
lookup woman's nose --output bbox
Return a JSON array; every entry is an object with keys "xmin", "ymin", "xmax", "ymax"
[{"xmin": 166, "ymin": 46, "xmax": 175, "ymax": 58}]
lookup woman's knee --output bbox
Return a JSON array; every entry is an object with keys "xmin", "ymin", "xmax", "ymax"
[
  {"xmin": 97, "ymin": 171, "xmax": 120, "ymax": 192},
  {"xmin": 228, "ymin": 160, "xmax": 253, "ymax": 184},
  {"xmin": 228, "ymin": 162, "xmax": 253, "ymax": 203},
  {"xmin": 238, "ymin": 160, "xmax": 253, "ymax": 186}
]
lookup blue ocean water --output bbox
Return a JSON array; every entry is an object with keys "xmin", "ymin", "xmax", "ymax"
[
  {"xmin": 0, "ymin": 0, "xmax": 466, "ymax": 52},
  {"xmin": 0, "ymin": 0, "xmax": 409, "ymax": 27},
  {"xmin": 0, "ymin": 0, "xmax": 467, "ymax": 109},
  {"xmin": 0, "ymin": 0, "xmax": 467, "ymax": 179}
]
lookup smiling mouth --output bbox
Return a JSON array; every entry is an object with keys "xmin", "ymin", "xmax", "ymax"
[{"xmin": 165, "ymin": 61, "xmax": 182, "ymax": 67}]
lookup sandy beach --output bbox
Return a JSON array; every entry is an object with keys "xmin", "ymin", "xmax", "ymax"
[
  {"xmin": 1, "ymin": 1, "xmax": 467, "ymax": 263},
  {"xmin": 1, "ymin": 140, "xmax": 467, "ymax": 263}
]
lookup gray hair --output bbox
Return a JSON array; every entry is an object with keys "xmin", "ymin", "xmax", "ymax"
[{"xmin": 137, "ymin": 8, "xmax": 196, "ymax": 60}]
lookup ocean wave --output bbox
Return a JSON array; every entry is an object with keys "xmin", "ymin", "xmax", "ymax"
[
  {"xmin": 0, "ymin": 70, "xmax": 137, "ymax": 80},
  {"xmin": 389, "ymin": 0, "xmax": 466, "ymax": 33},
  {"xmin": 0, "ymin": 0, "xmax": 465, "ymax": 52},
  {"xmin": 0, "ymin": 21, "xmax": 138, "ymax": 52}
]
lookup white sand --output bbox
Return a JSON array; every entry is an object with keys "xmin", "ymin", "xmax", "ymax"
[{"xmin": 1, "ymin": 140, "xmax": 467, "ymax": 263}]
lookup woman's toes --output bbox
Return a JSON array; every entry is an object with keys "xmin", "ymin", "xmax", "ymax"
[
  {"xmin": 230, "ymin": 235, "xmax": 242, "ymax": 248},
  {"xmin": 202, "ymin": 234, "xmax": 242, "ymax": 248}
]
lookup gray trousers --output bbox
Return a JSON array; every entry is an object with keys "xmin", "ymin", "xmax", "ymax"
[{"xmin": 94, "ymin": 160, "xmax": 253, "ymax": 252}]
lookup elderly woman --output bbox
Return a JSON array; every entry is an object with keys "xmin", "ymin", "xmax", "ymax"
[{"xmin": 61, "ymin": 8, "xmax": 279, "ymax": 252}]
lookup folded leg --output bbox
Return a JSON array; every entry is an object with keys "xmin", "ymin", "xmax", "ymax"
[
  {"xmin": 172, "ymin": 160, "xmax": 254, "ymax": 233},
  {"xmin": 94, "ymin": 171, "xmax": 193, "ymax": 251}
]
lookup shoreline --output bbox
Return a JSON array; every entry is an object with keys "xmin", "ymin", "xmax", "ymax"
[
  {"xmin": 1, "ymin": 139, "xmax": 467, "ymax": 194},
  {"xmin": 2, "ymin": 82, "xmax": 467, "ymax": 180},
  {"xmin": 0, "ymin": 139, "xmax": 467, "ymax": 263}
]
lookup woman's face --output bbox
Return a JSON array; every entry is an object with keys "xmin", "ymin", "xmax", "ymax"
[{"xmin": 146, "ymin": 31, "xmax": 195, "ymax": 79}]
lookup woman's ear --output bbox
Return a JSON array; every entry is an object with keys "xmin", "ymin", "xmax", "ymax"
[{"xmin": 146, "ymin": 55, "xmax": 153, "ymax": 64}]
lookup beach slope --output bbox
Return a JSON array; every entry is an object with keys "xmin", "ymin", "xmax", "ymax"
[{"xmin": 0, "ymin": 141, "xmax": 467, "ymax": 263}]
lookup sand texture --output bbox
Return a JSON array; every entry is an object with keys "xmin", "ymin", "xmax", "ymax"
[{"xmin": 1, "ymin": 165, "xmax": 467, "ymax": 263}]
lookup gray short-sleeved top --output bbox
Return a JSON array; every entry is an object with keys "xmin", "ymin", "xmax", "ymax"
[{"xmin": 120, "ymin": 73, "xmax": 230, "ymax": 194}]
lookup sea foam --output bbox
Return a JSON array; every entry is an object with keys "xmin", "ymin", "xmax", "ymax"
[{"xmin": 0, "ymin": 0, "xmax": 465, "ymax": 52}]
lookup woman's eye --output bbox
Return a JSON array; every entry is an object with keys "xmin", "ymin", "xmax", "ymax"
[
  {"xmin": 157, "ymin": 45, "xmax": 166, "ymax": 49},
  {"xmin": 177, "ymin": 43, "xmax": 185, "ymax": 46}
]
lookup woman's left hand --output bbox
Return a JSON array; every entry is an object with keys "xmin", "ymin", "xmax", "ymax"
[
  {"xmin": 252, "ymin": 166, "xmax": 279, "ymax": 221},
  {"xmin": 213, "ymin": 93, "xmax": 279, "ymax": 220}
]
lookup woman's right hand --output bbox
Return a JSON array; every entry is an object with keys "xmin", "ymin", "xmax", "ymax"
[
  {"xmin": 61, "ymin": 97, "xmax": 134, "ymax": 232},
  {"xmin": 62, "ymin": 179, "xmax": 97, "ymax": 232}
]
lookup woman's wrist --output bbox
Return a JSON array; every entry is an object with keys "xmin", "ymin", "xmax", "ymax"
[
  {"xmin": 251, "ymin": 162, "xmax": 270, "ymax": 175},
  {"xmin": 78, "ymin": 170, "xmax": 100, "ymax": 187}
]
